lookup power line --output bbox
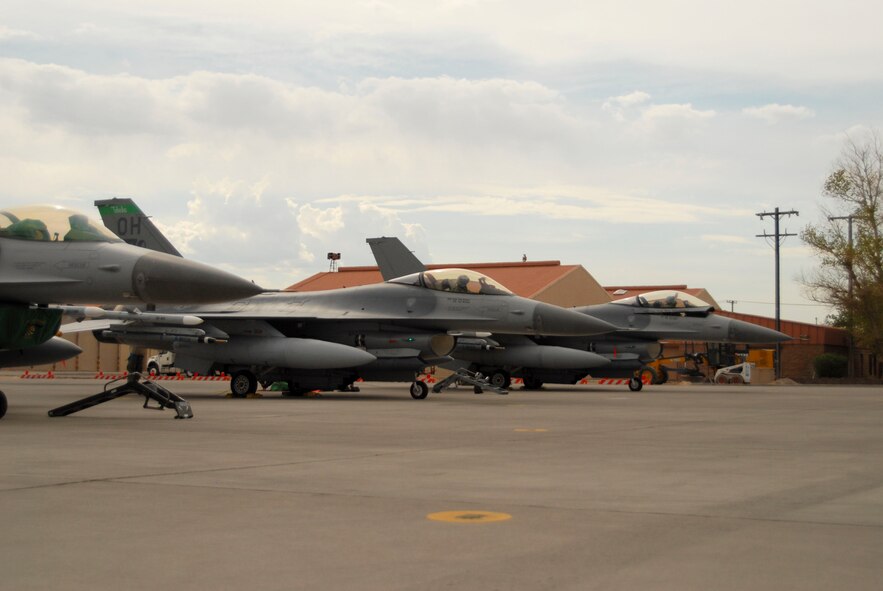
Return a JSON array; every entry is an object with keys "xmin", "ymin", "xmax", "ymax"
[{"xmin": 756, "ymin": 206, "xmax": 799, "ymax": 379}]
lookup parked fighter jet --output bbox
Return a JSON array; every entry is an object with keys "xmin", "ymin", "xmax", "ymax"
[
  {"xmin": 509, "ymin": 290, "xmax": 790, "ymax": 391},
  {"xmin": 368, "ymin": 237, "xmax": 790, "ymax": 392},
  {"xmin": 0, "ymin": 203, "xmax": 264, "ymax": 418},
  {"xmin": 81, "ymin": 202, "xmax": 615, "ymax": 398},
  {"xmin": 73, "ymin": 267, "xmax": 615, "ymax": 399}
]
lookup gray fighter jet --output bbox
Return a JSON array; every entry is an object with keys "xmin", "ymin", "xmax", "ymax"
[
  {"xmin": 0, "ymin": 204, "xmax": 264, "ymax": 418},
  {"xmin": 83, "ymin": 202, "xmax": 615, "ymax": 399},
  {"xmin": 71, "ymin": 267, "xmax": 616, "ymax": 399},
  {"xmin": 368, "ymin": 237, "xmax": 790, "ymax": 392},
  {"xmin": 509, "ymin": 290, "xmax": 789, "ymax": 391}
]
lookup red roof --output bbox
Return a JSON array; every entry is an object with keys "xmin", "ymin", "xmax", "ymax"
[{"xmin": 287, "ymin": 260, "xmax": 579, "ymax": 298}]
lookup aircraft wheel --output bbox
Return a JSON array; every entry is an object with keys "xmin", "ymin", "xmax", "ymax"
[
  {"xmin": 410, "ymin": 381, "xmax": 429, "ymax": 400},
  {"xmin": 0, "ymin": 389, "xmax": 7, "ymax": 419},
  {"xmin": 628, "ymin": 376, "xmax": 643, "ymax": 392},
  {"xmin": 230, "ymin": 370, "xmax": 257, "ymax": 398},
  {"xmin": 489, "ymin": 370, "xmax": 510, "ymax": 389},
  {"xmin": 522, "ymin": 376, "xmax": 544, "ymax": 390}
]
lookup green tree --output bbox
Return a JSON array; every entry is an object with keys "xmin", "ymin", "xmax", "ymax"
[{"xmin": 802, "ymin": 131, "xmax": 883, "ymax": 353}]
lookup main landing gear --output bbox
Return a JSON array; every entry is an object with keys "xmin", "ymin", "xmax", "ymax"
[{"xmin": 230, "ymin": 370, "xmax": 258, "ymax": 398}]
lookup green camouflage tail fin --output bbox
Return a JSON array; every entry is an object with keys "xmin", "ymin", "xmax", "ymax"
[{"xmin": 94, "ymin": 198, "xmax": 182, "ymax": 257}]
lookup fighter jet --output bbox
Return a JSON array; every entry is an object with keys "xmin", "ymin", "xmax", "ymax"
[
  {"xmin": 82, "ymin": 201, "xmax": 615, "ymax": 399},
  {"xmin": 512, "ymin": 290, "xmax": 790, "ymax": 391},
  {"xmin": 368, "ymin": 236, "xmax": 789, "ymax": 392},
  {"xmin": 0, "ymin": 203, "xmax": 264, "ymax": 418},
  {"xmin": 72, "ymin": 267, "xmax": 616, "ymax": 399}
]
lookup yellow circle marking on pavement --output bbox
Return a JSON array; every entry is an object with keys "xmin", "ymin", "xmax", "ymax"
[
  {"xmin": 514, "ymin": 428, "xmax": 548, "ymax": 432},
  {"xmin": 427, "ymin": 511, "xmax": 512, "ymax": 523}
]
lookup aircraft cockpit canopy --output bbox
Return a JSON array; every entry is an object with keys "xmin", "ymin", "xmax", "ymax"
[
  {"xmin": 389, "ymin": 268, "xmax": 513, "ymax": 296},
  {"xmin": 612, "ymin": 290, "xmax": 712, "ymax": 310},
  {"xmin": 0, "ymin": 206, "xmax": 122, "ymax": 243}
]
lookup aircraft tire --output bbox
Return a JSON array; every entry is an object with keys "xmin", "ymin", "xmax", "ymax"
[
  {"xmin": 522, "ymin": 377, "xmax": 543, "ymax": 390},
  {"xmin": 410, "ymin": 381, "xmax": 429, "ymax": 399},
  {"xmin": 489, "ymin": 370, "xmax": 510, "ymax": 389},
  {"xmin": 628, "ymin": 377, "xmax": 643, "ymax": 392},
  {"xmin": 0, "ymin": 389, "xmax": 7, "ymax": 419},
  {"xmin": 230, "ymin": 371, "xmax": 257, "ymax": 398}
]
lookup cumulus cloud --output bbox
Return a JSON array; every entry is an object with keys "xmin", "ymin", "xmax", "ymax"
[
  {"xmin": 602, "ymin": 91, "xmax": 715, "ymax": 134},
  {"xmin": 742, "ymin": 103, "xmax": 815, "ymax": 124},
  {"xmin": 602, "ymin": 91, "xmax": 651, "ymax": 121},
  {"xmin": 296, "ymin": 203, "xmax": 346, "ymax": 237}
]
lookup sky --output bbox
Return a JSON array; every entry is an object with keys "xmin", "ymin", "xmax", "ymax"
[{"xmin": 2, "ymin": 1, "xmax": 882, "ymax": 323}]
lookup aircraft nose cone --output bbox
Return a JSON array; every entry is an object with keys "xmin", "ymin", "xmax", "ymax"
[
  {"xmin": 533, "ymin": 303, "xmax": 617, "ymax": 336},
  {"xmin": 728, "ymin": 318, "xmax": 791, "ymax": 343},
  {"xmin": 132, "ymin": 251, "xmax": 263, "ymax": 304}
]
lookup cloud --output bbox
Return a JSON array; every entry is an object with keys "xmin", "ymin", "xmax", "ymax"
[
  {"xmin": 319, "ymin": 186, "xmax": 751, "ymax": 224},
  {"xmin": 742, "ymin": 103, "xmax": 815, "ymax": 124},
  {"xmin": 602, "ymin": 91, "xmax": 715, "ymax": 134},
  {"xmin": 602, "ymin": 91, "xmax": 651, "ymax": 121},
  {"xmin": 0, "ymin": 25, "xmax": 39, "ymax": 40},
  {"xmin": 296, "ymin": 203, "xmax": 345, "ymax": 237}
]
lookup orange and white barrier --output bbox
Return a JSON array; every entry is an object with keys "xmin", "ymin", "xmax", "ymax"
[
  {"xmin": 20, "ymin": 370, "xmax": 55, "ymax": 379},
  {"xmin": 578, "ymin": 376, "xmax": 650, "ymax": 386}
]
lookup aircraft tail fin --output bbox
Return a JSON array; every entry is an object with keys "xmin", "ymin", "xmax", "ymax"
[
  {"xmin": 94, "ymin": 198, "xmax": 182, "ymax": 257},
  {"xmin": 366, "ymin": 237, "xmax": 425, "ymax": 280}
]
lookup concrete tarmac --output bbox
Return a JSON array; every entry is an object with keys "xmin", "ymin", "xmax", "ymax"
[{"xmin": 1, "ymin": 377, "xmax": 881, "ymax": 590}]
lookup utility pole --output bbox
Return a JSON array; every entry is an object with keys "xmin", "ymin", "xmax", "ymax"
[
  {"xmin": 725, "ymin": 299, "xmax": 737, "ymax": 312},
  {"xmin": 828, "ymin": 214, "xmax": 857, "ymax": 378},
  {"xmin": 756, "ymin": 207, "xmax": 799, "ymax": 379}
]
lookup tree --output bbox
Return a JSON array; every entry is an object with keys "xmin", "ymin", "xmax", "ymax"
[{"xmin": 801, "ymin": 130, "xmax": 883, "ymax": 354}]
